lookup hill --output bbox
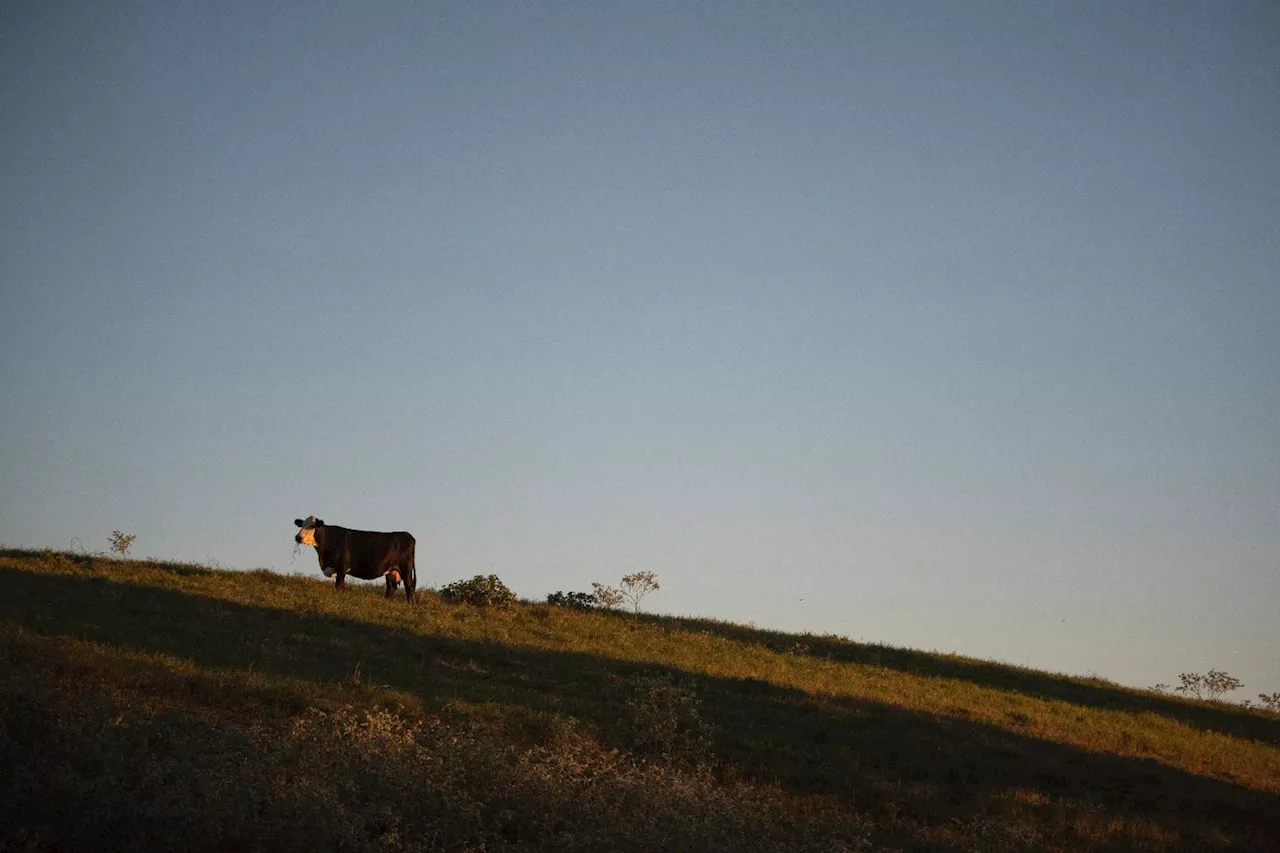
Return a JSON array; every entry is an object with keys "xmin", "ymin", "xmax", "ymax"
[{"xmin": 2, "ymin": 548, "xmax": 1277, "ymax": 851}]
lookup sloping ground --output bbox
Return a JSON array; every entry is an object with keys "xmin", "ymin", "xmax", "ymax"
[{"xmin": 1, "ymin": 548, "xmax": 1277, "ymax": 852}]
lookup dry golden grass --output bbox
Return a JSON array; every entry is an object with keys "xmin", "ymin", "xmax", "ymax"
[{"xmin": 2, "ymin": 548, "xmax": 1278, "ymax": 851}]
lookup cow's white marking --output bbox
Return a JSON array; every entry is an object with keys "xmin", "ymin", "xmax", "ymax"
[{"xmin": 297, "ymin": 514, "xmax": 320, "ymax": 547}]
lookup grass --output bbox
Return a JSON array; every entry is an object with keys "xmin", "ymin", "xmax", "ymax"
[{"xmin": 1, "ymin": 547, "xmax": 1278, "ymax": 851}]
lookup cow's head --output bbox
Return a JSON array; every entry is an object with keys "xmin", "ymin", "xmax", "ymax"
[{"xmin": 294, "ymin": 515, "xmax": 324, "ymax": 546}]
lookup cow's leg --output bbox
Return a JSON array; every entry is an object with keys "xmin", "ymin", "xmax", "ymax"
[
  {"xmin": 404, "ymin": 563, "xmax": 416, "ymax": 604},
  {"xmin": 335, "ymin": 570, "xmax": 346, "ymax": 591}
]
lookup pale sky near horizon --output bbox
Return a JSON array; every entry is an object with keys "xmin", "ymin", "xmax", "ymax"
[{"xmin": 2, "ymin": 1, "xmax": 1277, "ymax": 696}]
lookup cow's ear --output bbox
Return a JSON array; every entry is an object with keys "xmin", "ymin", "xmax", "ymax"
[
  {"xmin": 315, "ymin": 519, "xmax": 325, "ymax": 527},
  {"xmin": 294, "ymin": 518, "xmax": 305, "ymax": 528}
]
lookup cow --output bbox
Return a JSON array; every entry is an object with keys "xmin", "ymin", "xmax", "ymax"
[{"xmin": 294, "ymin": 515, "xmax": 417, "ymax": 603}]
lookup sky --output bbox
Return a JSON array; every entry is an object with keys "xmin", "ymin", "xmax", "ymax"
[{"xmin": 2, "ymin": 1, "xmax": 1277, "ymax": 695}]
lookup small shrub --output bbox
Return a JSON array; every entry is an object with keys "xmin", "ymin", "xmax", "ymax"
[
  {"xmin": 108, "ymin": 530, "xmax": 136, "ymax": 557},
  {"xmin": 546, "ymin": 590, "xmax": 597, "ymax": 609},
  {"xmin": 591, "ymin": 582, "xmax": 623, "ymax": 609},
  {"xmin": 1173, "ymin": 670, "xmax": 1244, "ymax": 701},
  {"xmin": 440, "ymin": 574, "xmax": 516, "ymax": 607},
  {"xmin": 1244, "ymin": 692, "xmax": 1280, "ymax": 712}
]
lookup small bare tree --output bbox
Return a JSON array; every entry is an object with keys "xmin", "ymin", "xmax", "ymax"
[
  {"xmin": 592, "ymin": 573, "xmax": 660, "ymax": 620},
  {"xmin": 108, "ymin": 530, "xmax": 136, "ymax": 557},
  {"xmin": 620, "ymin": 572, "xmax": 660, "ymax": 620},
  {"xmin": 1175, "ymin": 670, "xmax": 1243, "ymax": 701}
]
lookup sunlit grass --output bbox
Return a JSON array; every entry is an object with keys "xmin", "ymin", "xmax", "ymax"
[{"xmin": 2, "ymin": 548, "xmax": 1278, "ymax": 851}]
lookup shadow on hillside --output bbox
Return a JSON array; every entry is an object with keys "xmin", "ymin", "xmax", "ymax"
[
  {"xmin": 642, "ymin": 611, "xmax": 1280, "ymax": 749},
  {"xmin": 3, "ymin": 564, "xmax": 1278, "ymax": 853}
]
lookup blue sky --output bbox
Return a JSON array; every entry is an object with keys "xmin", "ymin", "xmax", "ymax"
[{"xmin": 3, "ymin": 1, "xmax": 1277, "ymax": 694}]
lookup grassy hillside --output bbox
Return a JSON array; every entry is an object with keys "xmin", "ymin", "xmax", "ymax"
[{"xmin": 2, "ymin": 549, "xmax": 1277, "ymax": 852}]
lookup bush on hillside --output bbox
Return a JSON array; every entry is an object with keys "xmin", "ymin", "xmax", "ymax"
[
  {"xmin": 108, "ymin": 530, "xmax": 136, "ymax": 557},
  {"xmin": 546, "ymin": 590, "xmax": 598, "ymax": 610},
  {"xmin": 1176, "ymin": 670, "xmax": 1243, "ymax": 701},
  {"xmin": 1242, "ymin": 692, "xmax": 1280, "ymax": 712},
  {"xmin": 439, "ymin": 574, "xmax": 516, "ymax": 607},
  {"xmin": 591, "ymin": 582, "xmax": 623, "ymax": 609}
]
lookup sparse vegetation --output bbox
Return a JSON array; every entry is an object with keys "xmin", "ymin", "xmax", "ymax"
[
  {"xmin": 623, "ymin": 672, "xmax": 714, "ymax": 767},
  {"xmin": 108, "ymin": 529, "xmax": 136, "ymax": 557},
  {"xmin": 439, "ymin": 573, "xmax": 517, "ymax": 607},
  {"xmin": 1244, "ymin": 693, "xmax": 1280, "ymax": 713},
  {"xmin": 2, "ymin": 547, "xmax": 1279, "ymax": 852},
  {"xmin": 593, "ymin": 571, "xmax": 660, "ymax": 620},
  {"xmin": 1154, "ymin": 670, "xmax": 1247, "ymax": 702},
  {"xmin": 1153, "ymin": 671, "xmax": 1280, "ymax": 712},
  {"xmin": 591, "ymin": 580, "xmax": 623, "ymax": 609}
]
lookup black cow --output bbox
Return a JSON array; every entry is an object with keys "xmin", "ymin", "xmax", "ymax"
[{"xmin": 294, "ymin": 515, "xmax": 417, "ymax": 603}]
